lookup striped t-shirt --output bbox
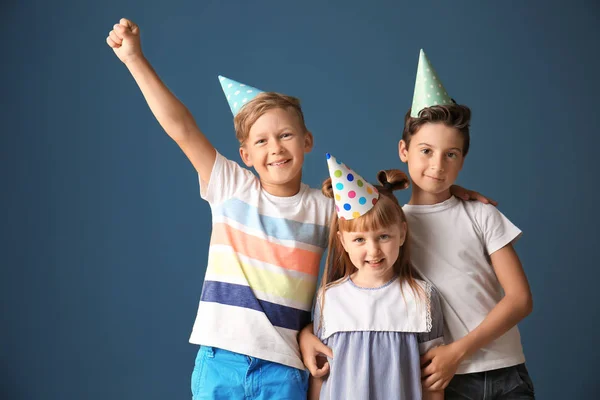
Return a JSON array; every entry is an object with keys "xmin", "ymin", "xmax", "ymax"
[{"xmin": 189, "ymin": 151, "xmax": 333, "ymax": 369}]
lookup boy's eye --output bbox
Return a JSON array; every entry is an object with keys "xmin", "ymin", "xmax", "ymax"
[
  {"xmin": 420, "ymin": 148, "xmax": 431, "ymax": 155},
  {"xmin": 447, "ymin": 152, "xmax": 458, "ymax": 159},
  {"xmin": 280, "ymin": 133, "xmax": 292, "ymax": 139},
  {"xmin": 255, "ymin": 139, "xmax": 266, "ymax": 145}
]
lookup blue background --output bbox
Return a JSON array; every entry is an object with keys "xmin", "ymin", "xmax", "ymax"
[{"xmin": 2, "ymin": 0, "xmax": 598, "ymax": 398}]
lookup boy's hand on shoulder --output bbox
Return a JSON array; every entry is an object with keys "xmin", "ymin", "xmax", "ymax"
[
  {"xmin": 450, "ymin": 185, "xmax": 498, "ymax": 206},
  {"xmin": 421, "ymin": 343, "xmax": 463, "ymax": 391},
  {"xmin": 106, "ymin": 18, "xmax": 143, "ymax": 64}
]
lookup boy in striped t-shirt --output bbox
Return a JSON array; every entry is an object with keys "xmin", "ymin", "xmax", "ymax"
[{"xmin": 107, "ymin": 18, "xmax": 332, "ymax": 399}]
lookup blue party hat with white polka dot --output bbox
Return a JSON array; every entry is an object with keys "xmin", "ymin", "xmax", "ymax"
[
  {"xmin": 218, "ymin": 75, "xmax": 264, "ymax": 116},
  {"xmin": 326, "ymin": 153, "xmax": 379, "ymax": 220}
]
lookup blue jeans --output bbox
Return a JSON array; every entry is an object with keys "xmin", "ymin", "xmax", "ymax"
[
  {"xmin": 445, "ymin": 364, "xmax": 535, "ymax": 399},
  {"xmin": 191, "ymin": 346, "xmax": 309, "ymax": 400}
]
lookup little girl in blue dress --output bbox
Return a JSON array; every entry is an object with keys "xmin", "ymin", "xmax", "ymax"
[{"xmin": 309, "ymin": 154, "xmax": 445, "ymax": 400}]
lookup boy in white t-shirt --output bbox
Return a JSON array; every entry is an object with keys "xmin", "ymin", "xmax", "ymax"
[{"xmin": 400, "ymin": 50, "xmax": 535, "ymax": 399}]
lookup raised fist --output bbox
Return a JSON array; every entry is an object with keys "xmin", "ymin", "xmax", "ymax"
[{"xmin": 106, "ymin": 18, "xmax": 142, "ymax": 64}]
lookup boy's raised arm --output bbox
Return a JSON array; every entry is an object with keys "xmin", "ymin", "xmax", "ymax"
[{"xmin": 107, "ymin": 18, "xmax": 216, "ymax": 184}]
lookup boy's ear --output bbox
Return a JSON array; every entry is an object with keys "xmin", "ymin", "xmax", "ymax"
[
  {"xmin": 398, "ymin": 140, "xmax": 408, "ymax": 163},
  {"xmin": 239, "ymin": 146, "xmax": 253, "ymax": 167},
  {"xmin": 304, "ymin": 131, "xmax": 314, "ymax": 153}
]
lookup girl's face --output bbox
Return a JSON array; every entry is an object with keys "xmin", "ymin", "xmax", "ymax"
[{"xmin": 338, "ymin": 222, "xmax": 406, "ymax": 287}]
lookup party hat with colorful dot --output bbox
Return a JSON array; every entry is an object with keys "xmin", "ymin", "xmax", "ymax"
[
  {"xmin": 410, "ymin": 49, "xmax": 453, "ymax": 117},
  {"xmin": 326, "ymin": 153, "xmax": 379, "ymax": 220},
  {"xmin": 218, "ymin": 75, "xmax": 264, "ymax": 116}
]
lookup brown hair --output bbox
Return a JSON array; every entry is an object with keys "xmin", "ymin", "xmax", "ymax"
[
  {"xmin": 317, "ymin": 169, "xmax": 424, "ymax": 325},
  {"xmin": 233, "ymin": 92, "xmax": 308, "ymax": 145},
  {"xmin": 403, "ymin": 104, "xmax": 472, "ymax": 156}
]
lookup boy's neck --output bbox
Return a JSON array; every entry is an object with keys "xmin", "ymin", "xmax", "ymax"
[
  {"xmin": 260, "ymin": 176, "xmax": 303, "ymax": 197},
  {"xmin": 408, "ymin": 185, "xmax": 453, "ymax": 206}
]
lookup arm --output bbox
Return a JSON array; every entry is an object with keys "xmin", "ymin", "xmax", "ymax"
[
  {"xmin": 419, "ymin": 287, "xmax": 445, "ymax": 399},
  {"xmin": 422, "ymin": 388, "xmax": 444, "ymax": 400},
  {"xmin": 451, "ymin": 243, "xmax": 533, "ymax": 359},
  {"xmin": 308, "ymin": 376, "xmax": 324, "ymax": 400},
  {"xmin": 450, "ymin": 185, "xmax": 497, "ymax": 206},
  {"xmin": 106, "ymin": 18, "xmax": 216, "ymax": 184},
  {"xmin": 298, "ymin": 323, "xmax": 333, "ymax": 378},
  {"xmin": 422, "ymin": 243, "xmax": 533, "ymax": 390}
]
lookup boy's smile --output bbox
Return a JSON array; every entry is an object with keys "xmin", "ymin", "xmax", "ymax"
[
  {"xmin": 239, "ymin": 107, "xmax": 313, "ymax": 197},
  {"xmin": 399, "ymin": 122, "xmax": 465, "ymax": 205}
]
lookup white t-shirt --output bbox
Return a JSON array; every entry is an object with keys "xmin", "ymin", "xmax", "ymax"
[
  {"xmin": 189, "ymin": 151, "xmax": 333, "ymax": 369},
  {"xmin": 403, "ymin": 195, "xmax": 525, "ymax": 374}
]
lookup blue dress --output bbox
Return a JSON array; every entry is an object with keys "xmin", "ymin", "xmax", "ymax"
[{"xmin": 313, "ymin": 276, "xmax": 444, "ymax": 400}]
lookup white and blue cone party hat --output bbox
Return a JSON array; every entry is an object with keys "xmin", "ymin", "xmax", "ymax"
[{"xmin": 218, "ymin": 75, "xmax": 264, "ymax": 116}]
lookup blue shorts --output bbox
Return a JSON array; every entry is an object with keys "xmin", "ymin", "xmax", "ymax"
[{"xmin": 191, "ymin": 346, "xmax": 309, "ymax": 400}]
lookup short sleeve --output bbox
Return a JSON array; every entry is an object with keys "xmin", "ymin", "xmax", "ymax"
[
  {"xmin": 418, "ymin": 286, "xmax": 445, "ymax": 355},
  {"xmin": 479, "ymin": 204, "xmax": 522, "ymax": 255},
  {"xmin": 199, "ymin": 150, "xmax": 256, "ymax": 205}
]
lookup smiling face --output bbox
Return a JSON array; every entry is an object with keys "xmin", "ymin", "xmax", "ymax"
[
  {"xmin": 239, "ymin": 107, "xmax": 313, "ymax": 197},
  {"xmin": 338, "ymin": 222, "xmax": 406, "ymax": 287},
  {"xmin": 399, "ymin": 122, "xmax": 465, "ymax": 205}
]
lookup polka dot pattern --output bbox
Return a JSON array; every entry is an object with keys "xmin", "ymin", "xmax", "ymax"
[
  {"xmin": 219, "ymin": 75, "xmax": 264, "ymax": 116},
  {"xmin": 326, "ymin": 153, "xmax": 379, "ymax": 221},
  {"xmin": 410, "ymin": 49, "xmax": 453, "ymax": 118}
]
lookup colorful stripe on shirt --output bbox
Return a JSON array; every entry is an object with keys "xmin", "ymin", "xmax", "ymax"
[
  {"xmin": 213, "ymin": 198, "xmax": 329, "ymax": 248},
  {"xmin": 201, "ymin": 280, "xmax": 312, "ymax": 331}
]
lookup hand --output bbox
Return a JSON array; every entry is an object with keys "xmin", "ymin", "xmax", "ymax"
[
  {"xmin": 106, "ymin": 18, "xmax": 143, "ymax": 64},
  {"xmin": 299, "ymin": 325, "xmax": 333, "ymax": 378},
  {"xmin": 450, "ymin": 185, "xmax": 498, "ymax": 206},
  {"xmin": 421, "ymin": 344, "xmax": 463, "ymax": 391}
]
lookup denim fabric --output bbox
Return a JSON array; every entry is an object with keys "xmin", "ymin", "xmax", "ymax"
[
  {"xmin": 446, "ymin": 364, "xmax": 535, "ymax": 400},
  {"xmin": 190, "ymin": 346, "xmax": 308, "ymax": 400}
]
